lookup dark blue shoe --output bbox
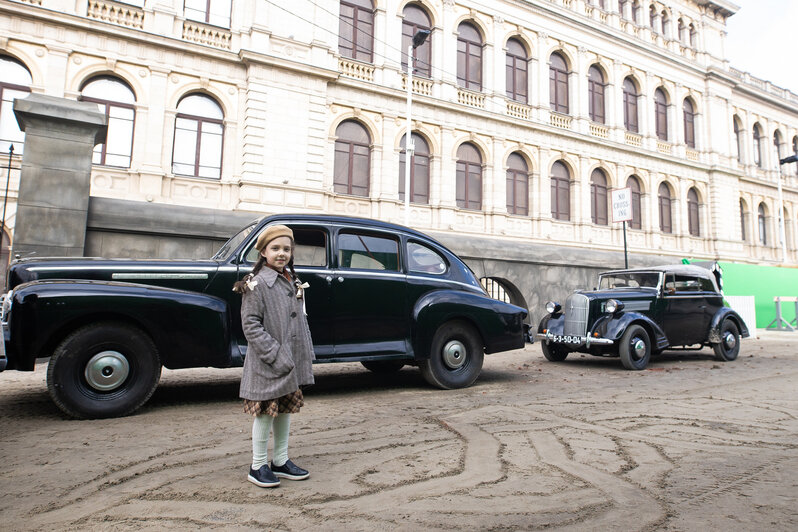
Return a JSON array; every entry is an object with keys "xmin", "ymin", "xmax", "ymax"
[
  {"xmin": 270, "ymin": 459, "xmax": 309, "ymax": 480},
  {"xmin": 248, "ymin": 465, "xmax": 280, "ymax": 488}
]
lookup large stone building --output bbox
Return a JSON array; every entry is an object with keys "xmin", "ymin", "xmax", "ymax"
[{"xmin": 1, "ymin": 0, "xmax": 797, "ymax": 307}]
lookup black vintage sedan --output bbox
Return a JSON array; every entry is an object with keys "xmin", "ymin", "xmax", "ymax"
[
  {"xmin": 2, "ymin": 214, "xmax": 528, "ymax": 418},
  {"xmin": 535, "ymin": 265, "xmax": 749, "ymax": 370}
]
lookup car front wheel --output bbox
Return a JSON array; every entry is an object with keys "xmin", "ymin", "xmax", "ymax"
[
  {"xmin": 419, "ymin": 320, "xmax": 484, "ymax": 389},
  {"xmin": 47, "ymin": 322, "xmax": 161, "ymax": 419},
  {"xmin": 541, "ymin": 342, "xmax": 569, "ymax": 362},
  {"xmin": 619, "ymin": 324, "xmax": 651, "ymax": 370},
  {"xmin": 713, "ymin": 320, "xmax": 740, "ymax": 362}
]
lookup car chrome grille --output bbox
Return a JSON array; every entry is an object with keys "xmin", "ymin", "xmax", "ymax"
[{"xmin": 563, "ymin": 293, "xmax": 589, "ymax": 336}]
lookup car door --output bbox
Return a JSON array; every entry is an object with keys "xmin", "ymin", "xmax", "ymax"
[
  {"xmin": 236, "ymin": 224, "xmax": 335, "ymax": 358},
  {"xmin": 660, "ymin": 273, "xmax": 711, "ymax": 346},
  {"xmin": 330, "ymin": 228, "xmax": 408, "ymax": 357}
]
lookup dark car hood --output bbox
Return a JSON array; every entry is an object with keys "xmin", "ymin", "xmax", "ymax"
[{"xmin": 7, "ymin": 257, "xmax": 221, "ymax": 291}]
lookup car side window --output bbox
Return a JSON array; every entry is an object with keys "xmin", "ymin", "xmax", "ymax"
[
  {"xmin": 244, "ymin": 226, "xmax": 328, "ymax": 267},
  {"xmin": 665, "ymin": 274, "xmax": 701, "ymax": 293},
  {"xmin": 338, "ymin": 232, "xmax": 399, "ymax": 271},
  {"xmin": 699, "ymin": 276, "xmax": 716, "ymax": 292},
  {"xmin": 408, "ymin": 242, "xmax": 447, "ymax": 275}
]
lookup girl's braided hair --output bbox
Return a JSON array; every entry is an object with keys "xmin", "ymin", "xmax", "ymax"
[{"xmin": 232, "ymin": 255, "xmax": 297, "ymax": 294}]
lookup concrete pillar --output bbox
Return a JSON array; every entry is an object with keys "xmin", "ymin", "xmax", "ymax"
[{"xmin": 12, "ymin": 94, "xmax": 107, "ymax": 257}]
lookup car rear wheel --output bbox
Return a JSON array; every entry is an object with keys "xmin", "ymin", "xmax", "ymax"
[
  {"xmin": 47, "ymin": 322, "xmax": 161, "ymax": 419},
  {"xmin": 619, "ymin": 324, "xmax": 651, "ymax": 370},
  {"xmin": 541, "ymin": 342, "xmax": 569, "ymax": 362},
  {"xmin": 419, "ymin": 320, "xmax": 484, "ymax": 389},
  {"xmin": 713, "ymin": 320, "xmax": 740, "ymax": 362},
  {"xmin": 361, "ymin": 360, "xmax": 405, "ymax": 373}
]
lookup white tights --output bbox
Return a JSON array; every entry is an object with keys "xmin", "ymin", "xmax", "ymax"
[{"xmin": 251, "ymin": 413, "xmax": 291, "ymax": 469}]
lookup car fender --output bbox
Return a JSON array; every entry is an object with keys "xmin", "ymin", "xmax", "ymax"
[
  {"xmin": 708, "ymin": 307, "xmax": 750, "ymax": 342},
  {"xmin": 412, "ymin": 289, "xmax": 527, "ymax": 358},
  {"xmin": 7, "ymin": 280, "xmax": 230, "ymax": 371},
  {"xmin": 600, "ymin": 312, "xmax": 670, "ymax": 351}
]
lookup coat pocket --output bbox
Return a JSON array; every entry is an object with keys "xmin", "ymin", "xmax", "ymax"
[{"xmin": 271, "ymin": 343, "xmax": 296, "ymax": 376}]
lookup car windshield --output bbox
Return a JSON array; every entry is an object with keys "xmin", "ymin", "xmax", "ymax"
[
  {"xmin": 211, "ymin": 222, "xmax": 257, "ymax": 261},
  {"xmin": 598, "ymin": 272, "xmax": 660, "ymax": 290}
]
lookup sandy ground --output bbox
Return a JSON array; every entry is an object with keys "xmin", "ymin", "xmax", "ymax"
[{"xmin": 1, "ymin": 330, "xmax": 797, "ymax": 531}]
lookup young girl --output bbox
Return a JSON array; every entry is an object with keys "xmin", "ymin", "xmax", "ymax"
[{"xmin": 233, "ymin": 225, "xmax": 315, "ymax": 488}]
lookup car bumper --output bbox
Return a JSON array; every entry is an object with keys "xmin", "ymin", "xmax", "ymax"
[{"xmin": 535, "ymin": 331, "xmax": 614, "ymax": 348}]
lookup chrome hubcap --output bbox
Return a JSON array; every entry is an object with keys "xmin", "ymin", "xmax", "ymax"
[
  {"xmin": 442, "ymin": 340, "xmax": 467, "ymax": 370},
  {"xmin": 632, "ymin": 338, "xmax": 646, "ymax": 359},
  {"xmin": 723, "ymin": 331, "xmax": 737, "ymax": 350},
  {"xmin": 84, "ymin": 351, "xmax": 130, "ymax": 392}
]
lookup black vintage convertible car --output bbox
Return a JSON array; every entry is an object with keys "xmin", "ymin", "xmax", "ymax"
[
  {"xmin": 535, "ymin": 264, "xmax": 749, "ymax": 370},
  {"xmin": 1, "ymin": 214, "xmax": 528, "ymax": 418}
]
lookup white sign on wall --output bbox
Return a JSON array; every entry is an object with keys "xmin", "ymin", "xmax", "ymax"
[{"xmin": 612, "ymin": 187, "xmax": 633, "ymax": 223}]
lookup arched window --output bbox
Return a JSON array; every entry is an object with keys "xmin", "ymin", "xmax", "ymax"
[
  {"xmin": 456, "ymin": 142, "xmax": 482, "ymax": 210},
  {"xmin": 457, "ymin": 22, "xmax": 483, "ymax": 91},
  {"xmin": 753, "ymin": 124, "xmax": 763, "ymax": 168},
  {"xmin": 658, "ymin": 182, "xmax": 672, "ymax": 233},
  {"xmin": 172, "ymin": 93, "xmax": 224, "ymax": 178},
  {"xmin": 184, "ymin": 0, "xmax": 231, "ymax": 28},
  {"xmin": 649, "ymin": 5, "xmax": 657, "ymax": 30},
  {"xmin": 687, "ymin": 187, "xmax": 700, "ymax": 236},
  {"xmin": 627, "ymin": 175, "xmax": 642, "ymax": 229},
  {"xmin": 506, "ymin": 38, "xmax": 528, "ymax": 103},
  {"xmin": 661, "ymin": 10, "xmax": 669, "ymax": 36},
  {"xmin": 549, "ymin": 52, "xmax": 569, "ymax": 114},
  {"xmin": 683, "ymin": 98, "xmax": 696, "ymax": 149},
  {"xmin": 689, "ymin": 23, "xmax": 697, "ymax": 47},
  {"xmin": 339, "ymin": 0, "xmax": 374, "ymax": 63},
  {"xmin": 402, "ymin": 4, "xmax": 432, "ymax": 78},
  {"xmin": 80, "ymin": 76, "xmax": 136, "ymax": 168},
  {"xmin": 398, "ymin": 132, "xmax": 430, "ymax": 204},
  {"xmin": 733, "ymin": 116, "xmax": 743, "ymax": 163},
  {"xmin": 654, "ymin": 88, "xmax": 668, "ymax": 141},
  {"xmin": 678, "ymin": 18, "xmax": 686, "ymax": 43},
  {"xmin": 0, "ymin": 55, "xmax": 32, "ymax": 154},
  {"xmin": 550, "ymin": 161, "xmax": 570, "ymax": 221},
  {"xmin": 588, "ymin": 65, "xmax": 605, "ymax": 123},
  {"xmin": 590, "ymin": 168, "xmax": 608, "ymax": 225},
  {"xmin": 783, "ymin": 208, "xmax": 792, "ymax": 250},
  {"xmin": 334, "ymin": 120, "xmax": 371, "ymax": 196},
  {"xmin": 623, "ymin": 78, "xmax": 638, "ymax": 132},
  {"xmin": 740, "ymin": 198, "xmax": 748, "ymax": 241},
  {"xmin": 758, "ymin": 203, "xmax": 767, "ymax": 245},
  {"xmin": 774, "ymin": 131, "xmax": 783, "ymax": 169},
  {"xmin": 506, "ymin": 152, "xmax": 529, "ymax": 216}
]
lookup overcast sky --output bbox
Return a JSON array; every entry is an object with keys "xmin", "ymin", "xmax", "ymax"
[{"xmin": 724, "ymin": 0, "xmax": 798, "ymax": 93}]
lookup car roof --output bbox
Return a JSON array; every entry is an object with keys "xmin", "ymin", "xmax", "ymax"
[
  {"xmin": 261, "ymin": 213, "xmax": 443, "ymax": 245},
  {"xmin": 601, "ymin": 264, "xmax": 714, "ymax": 279}
]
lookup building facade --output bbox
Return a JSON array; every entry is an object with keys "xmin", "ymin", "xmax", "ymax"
[{"xmin": 1, "ymin": 0, "xmax": 797, "ymax": 304}]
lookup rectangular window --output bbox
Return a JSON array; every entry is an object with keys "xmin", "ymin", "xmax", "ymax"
[
  {"xmin": 338, "ymin": 232, "xmax": 399, "ymax": 271},
  {"xmin": 185, "ymin": 0, "xmax": 231, "ymax": 28}
]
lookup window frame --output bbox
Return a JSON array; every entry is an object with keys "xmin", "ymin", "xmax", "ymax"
[
  {"xmin": 683, "ymin": 98, "xmax": 696, "ymax": 149},
  {"xmin": 658, "ymin": 182, "xmax": 673, "ymax": 233},
  {"xmin": 171, "ymin": 93, "xmax": 225, "ymax": 179},
  {"xmin": 401, "ymin": 4, "xmax": 432, "ymax": 78},
  {"xmin": 588, "ymin": 65, "xmax": 605, "ymax": 124},
  {"xmin": 455, "ymin": 142, "xmax": 483, "ymax": 210},
  {"xmin": 627, "ymin": 176, "xmax": 642, "ymax": 229},
  {"xmin": 623, "ymin": 78, "xmax": 638, "ymax": 132},
  {"xmin": 505, "ymin": 38, "xmax": 528, "ymax": 103},
  {"xmin": 687, "ymin": 187, "xmax": 700, "ymax": 237},
  {"xmin": 398, "ymin": 132, "xmax": 430, "ymax": 204},
  {"xmin": 590, "ymin": 168, "xmax": 609, "ymax": 226},
  {"xmin": 80, "ymin": 76, "xmax": 137, "ymax": 169},
  {"xmin": 549, "ymin": 52, "xmax": 569, "ymax": 114},
  {"xmin": 506, "ymin": 152, "xmax": 529, "ymax": 216},
  {"xmin": 334, "ymin": 120, "xmax": 371, "ymax": 197},
  {"xmin": 550, "ymin": 161, "xmax": 571, "ymax": 221},
  {"xmin": 339, "ymin": 0, "xmax": 375, "ymax": 63},
  {"xmin": 655, "ymin": 88, "xmax": 668, "ymax": 141},
  {"xmin": 457, "ymin": 22, "xmax": 483, "ymax": 92}
]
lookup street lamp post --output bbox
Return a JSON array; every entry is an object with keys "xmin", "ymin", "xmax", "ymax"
[
  {"xmin": 778, "ymin": 155, "xmax": 798, "ymax": 262},
  {"xmin": 404, "ymin": 29, "xmax": 430, "ymax": 227}
]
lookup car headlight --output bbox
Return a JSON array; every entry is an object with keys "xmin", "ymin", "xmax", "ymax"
[
  {"xmin": 605, "ymin": 299, "xmax": 624, "ymax": 314},
  {"xmin": 545, "ymin": 301, "xmax": 561, "ymax": 314}
]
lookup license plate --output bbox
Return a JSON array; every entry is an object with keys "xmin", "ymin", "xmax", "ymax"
[{"xmin": 552, "ymin": 335, "xmax": 582, "ymax": 344}]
